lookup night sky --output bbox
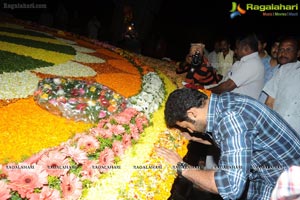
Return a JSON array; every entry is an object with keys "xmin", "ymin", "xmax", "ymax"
[{"xmin": 1, "ymin": 0, "xmax": 299, "ymax": 60}]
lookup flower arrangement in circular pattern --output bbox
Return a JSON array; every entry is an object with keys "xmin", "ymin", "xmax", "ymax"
[{"xmin": 0, "ymin": 18, "xmax": 188, "ymax": 200}]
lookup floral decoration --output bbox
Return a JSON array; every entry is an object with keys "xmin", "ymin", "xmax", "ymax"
[
  {"xmin": 0, "ymin": 107, "xmax": 149, "ymax": 200},
  {"xmin": 128, "ymin": 72, "xmax": 165, "ymax": 119},
  {"xmin": 0, "ymin": 18, "xmax": 189, "ymax": 200},
  {"xmin": 33, "ymin": 77, "xmax": 128, "ymax": 123}
]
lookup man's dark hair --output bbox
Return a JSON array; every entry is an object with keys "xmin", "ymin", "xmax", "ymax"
[
  {"xmin": 164, "ymin": 88, "xmax": 208, "ymax": 127},
  {"xmin": 238, "ymin": 33, "xmax": 259, "ymax": 52},
  {"xmin": 279, "ymin": 36, "xmax": 300, "ymax": 52}
]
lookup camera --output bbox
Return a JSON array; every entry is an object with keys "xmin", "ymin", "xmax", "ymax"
[{"xmin": 191, "ymin": 51, "xmax": 202, "ymax": 66}]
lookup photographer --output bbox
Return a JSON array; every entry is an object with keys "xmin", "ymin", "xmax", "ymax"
[{"xmin": 176, "ymin": 43, "xmax": 223, "ymax": 89}]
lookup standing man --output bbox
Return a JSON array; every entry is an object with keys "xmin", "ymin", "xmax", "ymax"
[
  {"xmin": 258, "ymin": 40, "xmax": 280, "ymax": 103},
  {"xmin": 216, "ymin": 37, "xmax": 235, "ymax": 77},
  {"xmin": 156, "ymin": 88, "xmax": 300, "ymax": 200},
  {"xmin": 263, "ymin": 36, "xmax": 300, "ymax": 133},
  {"xmin": 209, "ymin": 34, "xmax": 264, "ymax": 100}
]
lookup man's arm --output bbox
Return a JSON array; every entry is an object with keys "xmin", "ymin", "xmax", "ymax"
[
  {"xmin": 265, "ymin": 95, "xmax": 275, "ymax": 109},
  {"xmin": 181, "ymin": 132, "xmax": 212, "ymax": 145},
  {"xmin": 182, "ymin": 168, "xmax": 218, "ymax": 193},
  {"xmin": 209, "ymin": 79, "xmax": 237, "ymax": 94},
  {"xmin": 155, "ymin": 147, "xmax": 218, "ymax": 193}
]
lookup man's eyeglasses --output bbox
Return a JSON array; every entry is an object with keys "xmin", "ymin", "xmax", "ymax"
[{"xmin": 278, "ymin": 48, "xmax": 296, "ymax": 54}]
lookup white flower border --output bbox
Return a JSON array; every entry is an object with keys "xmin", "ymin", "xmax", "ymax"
[{"xmin": 128, "ymin": 72, "xmax": 165, "ymax": 119}]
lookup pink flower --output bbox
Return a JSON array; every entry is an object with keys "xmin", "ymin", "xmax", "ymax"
[
  {"xmin": 122, "ymin": 134, "xmax": 132, "ymax": 148},
  {"xmin": 77, "ymin": 135, "xmax": 99, "ymax": 154},
  {"xmin": 76, "ymin": 103, "xmax": 87, "ymax": 111},
  {"xmin": 27, "ymin": 193, "xmax": 40, "ymax": 200},
  {"xmin": 39, "ymin": 186, "xmax": 61, "ymax": 200},
  {"xmin": 0, "ymin": 180, "xmax": 11, "ymax": 200},
  {"xmin": 61, "ymin": 173, "xmax": 82, "ymax": 200},
  {"xmin": 68, "ymin": 98, "xmax": 78, "ymax": 104},
  {"xmin": 90, "ymin": 127, "xmax": 113, "ymax": 138},
  {"xmin": 57, "ymin": 96, "xmax": 67, "ymax": 103},
  {"xmin": 113, "ymin": 108, "xmax": 138, "ymax": 124},
  {"xmin": 113, "ymin": 114, "xmax": 131, "ymax": 125},
  {"xmin": 130, "ymin": 124, "xmax": 140, "ymax": 140},
  {"xmin": 38, "ymin": 150, "xmax": 69, "ymax": 176},
  {"xmin": 112, "ymin": 141, "xmax": 125, "ymax": 157},
  {"xmin": 98, "ymin": 110, "xmax": 107, "ymax": 119},
  {"xmin": 7, "ymin": 164, "xmax": 48, "ymax": 199},
  {"xmin": 61, "ymin": 146, "xmax": 88, "ymax": 164},
  {"xmin": 98, "ymin": 148, "xmax": 115, "ymax": 173},
  {"xmin": 123, "ymin": 107, "xmax": 138, "ymax": 117},
  {"xmin": 106, "ymin": 123, "xmax": 125, "ymax": 136},
  {"xmin": 135, "ymin": 114, "xmax": 149, "ymax": 132},
  {"xmin": 96, "ymin": 119, "xmax": 109, "ymax": 128},
  {"xmin": 49, "ymin": 98, "xmax": 58, "ymax": 106},
  {"xmin": 78, "ymin": 88, "xmax": 85, "ymax": 95},
  {"xmin": 1, "ymin": 164, "xmax": 9, "ymax": 177},
  {"xmin": 24, "ymin": 149, "xmax": 48, "ymax": 165},
  {"xmin": 80, "ymin": 160, "xmax": 100, "ymax": 182}
]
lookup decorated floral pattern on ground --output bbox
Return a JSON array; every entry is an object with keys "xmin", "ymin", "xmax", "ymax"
[
  {"xmin": 120, "ymin": 128, "xmax": 188, "ymax": 200},
  {"xmin": 34, "ymin": 77, "xmax": 128, "ymax": 123},
  {"xmin": 0, "ymin": 107, "xmax": 149, "ymax": 200},
  {"xmin": 0, "ymin": 17, "xmax": 189, "ymax": 200}
]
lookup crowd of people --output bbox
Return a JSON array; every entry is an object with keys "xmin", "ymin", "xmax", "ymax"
[{"xmin": 159, "ymin": 33, "xmax": 300, "ymax": 200}]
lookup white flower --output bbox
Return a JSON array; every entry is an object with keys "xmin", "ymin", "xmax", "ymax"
[
  {"xmin": 53, "ymin": 78, "xmax": 62, "ymax": 85},
  {"xmin": 128, "ymin": 72, "xmax": 165, "ymax": 119},
  {"xmin": 57, "ymin": 89, "xmax": 65, "ymax": 96},
  {"xmin": 70, "ymin": 45, "xmax": 96, "ymax": 53},
  {"xmin": 33, "ymin": 61, "xmax": 96, "ymax": 77},
  {"xmin": 55, "ymin": 37, "xmax": 77, "ymax": 45},
  {"xmin": 0, "ymin": 70, "xmax": 40, "ymax": 100},
  {"xmin": 74, "ymin": 52, "xmax": 105, "ymax": 63}
]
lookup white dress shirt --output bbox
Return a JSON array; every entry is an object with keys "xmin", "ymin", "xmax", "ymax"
[{"xmin": 263, "ymin": 61, "xmax": 300, "ymax": 134}]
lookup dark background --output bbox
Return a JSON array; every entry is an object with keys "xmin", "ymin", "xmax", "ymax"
[{"xmin": 1, "ymin": 0, "xmax": 299, "ymax": 61}]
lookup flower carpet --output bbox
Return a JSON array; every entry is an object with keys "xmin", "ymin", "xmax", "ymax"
[{"xmin": 0, "ymin": 17, "xmax": 188, "ymax": 200}]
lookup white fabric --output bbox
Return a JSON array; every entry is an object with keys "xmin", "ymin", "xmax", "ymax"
[
  {"xmin": 217, "ymin": 49, "xmax": 235, "ymax": 77},
  {"xmin": 229, "ymin": 52, "xmax": 265, "ymax": 100},
  {"xmin": 263, "ymin": 61, "xmax": 300, "ymax": 134},
  {"xmin": 207, "ymin": 51, "xmax": 219, "ymax": 69}
]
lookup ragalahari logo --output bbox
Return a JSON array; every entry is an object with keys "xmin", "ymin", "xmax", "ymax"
[{"xmin": 230, "ymin": 2, "xmax": 246, "ymax": 19}]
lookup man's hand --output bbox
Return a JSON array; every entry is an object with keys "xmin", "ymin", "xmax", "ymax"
[
  {"xmin": 181, "ymin": 132, "xmax": 212, "ymax": 145},
  {"xmin": 155, "ymin": 147, "xmax": 182, "ymax": 165},
  {"xmin": 185, "ymin": 54, "xmax": 192, "ymax": 64}
]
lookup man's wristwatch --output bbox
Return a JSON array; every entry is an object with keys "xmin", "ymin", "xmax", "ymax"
[{"xmin": 176, "ymin": 161, "xmax": 189, "ymax": 176}]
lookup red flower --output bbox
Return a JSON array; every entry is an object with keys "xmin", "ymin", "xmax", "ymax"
[{"xmin": 76, "ymin": 103, "xmax": 87, "ymax": 111}]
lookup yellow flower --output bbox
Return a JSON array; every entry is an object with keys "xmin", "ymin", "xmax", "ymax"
[
  {"xmin": 40, "ymin": 93, "xmax": 49, "ymax": 99},
  {"xmin": 90, "ymin": 86, "xmax": 96, "ymax": 92}
]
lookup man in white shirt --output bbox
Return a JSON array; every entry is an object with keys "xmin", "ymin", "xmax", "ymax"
[
  {"xmin": 209, "ymin": 34, "xmax": 265, "ymax": 100},
  {"xmin": 263, "ymin": 36, "xmax": 300, "ymax": 133},
  {"xmin": 207, "ymin": 40, "xmax": 220, "ymax": 69},
  {"xmin": 216, "ymin": 37, "xmax": 235, "ymax": 77}
]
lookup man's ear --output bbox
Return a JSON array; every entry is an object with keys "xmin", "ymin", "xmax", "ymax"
[{"xmin": 187, "ymin": 107, "xmax": 198, "ymax": 120}]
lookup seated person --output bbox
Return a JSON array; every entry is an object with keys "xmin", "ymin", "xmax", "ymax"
[{"xmin": 176, "ymin": 43, "xmax": 222, "ymax": 88}]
